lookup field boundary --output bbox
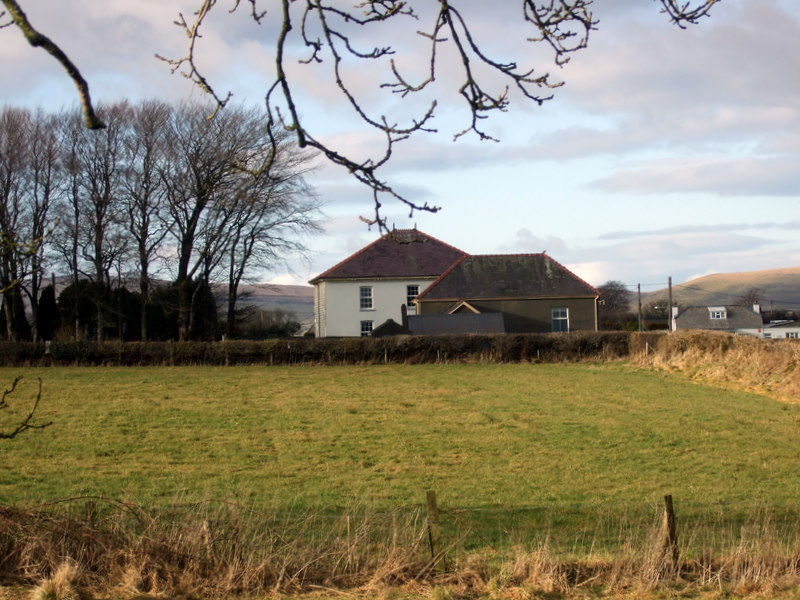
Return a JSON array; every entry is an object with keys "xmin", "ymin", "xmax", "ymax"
[
  {"xmin": 5, "ymin": 492, "xmax": 800, "ymax": 599},
  {"xmin": 0, "ymin": 330, "xmax": 798, "ymax": 401},
  {"xmin": 0, "ymin": 332, "xmax": 637, "ymax": 366}
]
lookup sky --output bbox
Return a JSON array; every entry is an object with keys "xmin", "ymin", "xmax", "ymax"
[{"xmin": 2, "ymin": 0, "xmax": 799, "ymax": 293}]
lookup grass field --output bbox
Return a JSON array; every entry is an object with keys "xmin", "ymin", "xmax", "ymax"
[
  {"xmin": 2, "ymin": 363, "xmax": 800, "ymax": 548},
  {"xmin": 5, "ymin": 362, "xmax": 800, "ymax": 599}
]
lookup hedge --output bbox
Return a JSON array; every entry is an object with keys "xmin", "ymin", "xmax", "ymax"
[{"xmin": 0, "ymin": 331, "xmax": 648, "ymax": 367}]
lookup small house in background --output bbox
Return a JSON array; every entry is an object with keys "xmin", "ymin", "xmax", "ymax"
[
  {"xmin": 671, "ymin": 304, "xmax": 764, "ymax": 335},
  {"xmin": 413, "ymin": 254, "xmax": 599, "ymax": 334},
  {"xmin": 759, "ymin": 321, "xmax": 800, "ymax": 339}
]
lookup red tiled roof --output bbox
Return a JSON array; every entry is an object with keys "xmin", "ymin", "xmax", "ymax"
[{"xmin": 309, "ymin": 229, "xmax": 467, "ymax": 283}]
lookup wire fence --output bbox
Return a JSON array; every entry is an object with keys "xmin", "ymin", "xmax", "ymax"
[
  {"xmin": 34, "ymin": 491, "xmax": 800, "ymax": 558},
  {"xmin": 77, "ymin": 491, "xmax": 799, "ymax": 559}
]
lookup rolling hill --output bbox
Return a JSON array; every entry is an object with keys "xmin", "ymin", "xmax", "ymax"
[
  {"xmin": 236, "ymin": 283, "xmax": 314, "ymax": 323},
  {"xmin": 642, "ymin": 266, "xmax": 800, "ymax": 312}
]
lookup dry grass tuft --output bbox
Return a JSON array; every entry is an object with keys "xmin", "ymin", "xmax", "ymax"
[{"xmin": 28, "ymin": 562, "xmax": 79, "ymax": 600}]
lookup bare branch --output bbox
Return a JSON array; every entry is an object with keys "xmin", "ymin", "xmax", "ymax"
[
  {"xmin": 154, "ymin": 0, "xmax": 232, "ymax": 118},
  {"xmin": 156, "ymin": 0, "xmax": 717, "ymax": 229},
  {"xmin": 0, "ymin": 0, "xmax": 727, "ymax": 225},
  {"xmin": 0, "ymin": 376, "xmax": 51, "ymax": 440},
  {"xmin": 659, "ymin": 0, "xmax": 721, "ymax": 29},
  {"xmin": 0, "ymin": 0, "xmax": 104, "ymax": 129}
]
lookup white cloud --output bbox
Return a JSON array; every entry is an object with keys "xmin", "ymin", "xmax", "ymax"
[
  {"xmin": 495, "ymin": 229, "xmax": 568, "ymax": 255},
  {"xmin": 591, "ymin": 156, "xmax": 800, "ymax": 197}
]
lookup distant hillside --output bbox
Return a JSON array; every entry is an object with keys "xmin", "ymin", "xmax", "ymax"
[
  {"xmin": 642, "ymin": 267, "xmax": 800, "ymax": 311},
  {"xmin": 236, "ymin": 284, "xmax": 314, "ymax": 322}
]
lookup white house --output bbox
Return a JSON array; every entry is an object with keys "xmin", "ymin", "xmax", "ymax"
[
  {"xmin": 738, "ymin": 320, "xmax": 800, "ymax": 339},
  {"xmin": 309, "ymin": 229, "xmax": 466, "ymax": 337}
]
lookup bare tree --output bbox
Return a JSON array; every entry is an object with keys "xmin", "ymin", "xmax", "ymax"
[
  {"xmin": 0, "ymin": 107, "xmax": 59, "ymax": 341},
  {"xmin": 2, "ymin": 0, "xmax": 722, "ymax": 224},
  {"xmin": 0, "ymin": 107, "xmax": 32, "ymax": 340},
  {"xmin": 76, "ymin": 103, "xmax": 131, "ymax": 341},
  {"xmin": 51, "ymin": 111, "xmax": 86, "ymax": 339},
  {"xmin": 597, "ymin": 280, "xmax": 633, "ymax": 330},
  {"xmin": 15, "ymin": 100, "xmax": 318, "ymax": 342},
  {"xmin": 161, "ymin": 104, "xmax": 259, "ymax": 341},
  {"xmin": 222, "ymin": 129, "xmax": 321, "ymax": 338},
  {"xmin": 22, "ymin": 110, "xmax": 61, "ymax": 342},
  {"xmin": 122, "ymin": 101, "xmax": 171, "ymax": 341},
  {"xmin": 741, "ymin": 287, "xmax": 762, "ymax": 307}
]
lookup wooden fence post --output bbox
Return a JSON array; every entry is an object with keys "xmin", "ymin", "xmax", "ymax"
[
  {"xmin": 661, "ymin": 494, "xmax": 679, "ymax": 567},
  {"xmin": 426, "ymin": 490, "xmax": 442, "ymax": 563}
]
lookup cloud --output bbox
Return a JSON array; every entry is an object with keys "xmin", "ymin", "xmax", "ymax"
[
  {"xmin": 495, "ymin": 229, "xmax": 569, "ymax": 255},
  {"xmin": 564, "ymin": 0, "xmax": 800, "ymax": 111},
  {"xmin": 568, "ymin": 227, "xmax": 800, "ymax": 287},
  {"xmin": 510, "ymin": 0, "xmax": 800, "ymax": 161},
  {"xmin": 564, "ymin": 262, "xmax": 612, "ymax": 288},
  {"xmin": 590, "ymin": 157, "xmax": 800, "ymax": 197},
  {"xmin": 600, "ymin": 221, "xmax": 800, "ymax": 241}
]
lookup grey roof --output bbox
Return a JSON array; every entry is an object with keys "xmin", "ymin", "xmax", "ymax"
[
  {"xmin": 674, "ymin": 305, "xmax": 763, "ymax": 331},
  {"xmin": 765, "ymin": 320, "xmax": 800, "ymax": 329},
  {"xmin": 371, "ymin": 318, "xmax": 411, "ymax": 337},
  {"xmin": 407, "ymin": 313, "xmax": 506, "ymax": 335},
  {"xmin": 309, "ymin": 229, "xmax": 466, "ymax": 283},
  {"xmin": 417, "ymin": 254, "xmax": 598, "ymax": 301}
]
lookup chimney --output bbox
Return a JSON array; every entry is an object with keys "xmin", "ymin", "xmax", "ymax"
[{"xmin": 753, "ymin": 303, "xmax": 761, "ymax": 315}]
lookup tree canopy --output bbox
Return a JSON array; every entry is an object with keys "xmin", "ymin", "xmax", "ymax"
[{"xmin": 0, "ymin": 102, "xmax": 320, "ymax": 342}]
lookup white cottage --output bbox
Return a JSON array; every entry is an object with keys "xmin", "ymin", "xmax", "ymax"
[{"xmin": 309, "ymin": 229, "xmax": 466, "ymax": 337}]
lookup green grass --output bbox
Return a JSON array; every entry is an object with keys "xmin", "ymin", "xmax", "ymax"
[{"xmin": 2, "ymin": 363, "xmax": 800, "ymax": 552}]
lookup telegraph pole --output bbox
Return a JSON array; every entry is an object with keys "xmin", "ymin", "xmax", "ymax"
[
  {"xmin": 637, "ymin": 283, "xmax": 643, "ymax": 332},
  {"xmin": 668, "ymin": 276, "xmax": 673, "ymax": 331}
]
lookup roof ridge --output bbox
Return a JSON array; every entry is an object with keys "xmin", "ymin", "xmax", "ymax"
[
  {"xmin": 388, "ymin": 229, "xmax": 468, "ymax": 255},
  {"xmin": 470, "ymin": 253, "xmax": 546, "ymax": 258},
  {"xmin": 416, "ymin": 253, "xmax": 470, "ymax": 300}
]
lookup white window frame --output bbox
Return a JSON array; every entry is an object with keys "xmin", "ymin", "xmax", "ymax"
[
  {"xmin": 551, "ymin": 307, "xmax": 569, "ymax": 332},
  {"xmin": 786, "ymin": 332, "xmax": 798, "ymax": 339},
  {"xmin": 406, "ymin": 284, "xmax": 419, "ymax": 305},
  {"xmin": 360, "ymin": 320, "xmax": 373, "ymax": 337},
  {"xmin": 709, "ymin": 307, "xmax": 726, "ymax": 320},
  {"xmin": 406, "ymin": 284, "xmax": 420, "ymax": 314},
  {"xmin": 359, "ymin": 286, "xmax": 373, "ymax": 310}
]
